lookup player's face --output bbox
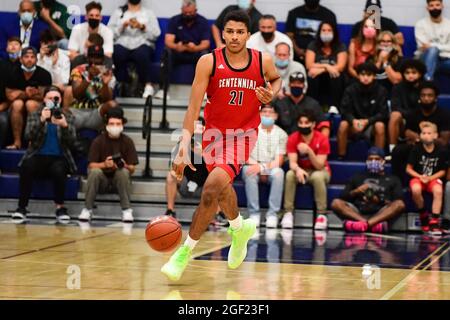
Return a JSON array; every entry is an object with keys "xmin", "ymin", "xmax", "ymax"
[{"xmin": 223, "ymin": 21, "xmax": 250, "ymax": 53}]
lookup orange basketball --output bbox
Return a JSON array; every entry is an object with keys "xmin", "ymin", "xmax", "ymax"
[{"xmin": 145, "ymin": 215, "xmax": 182, "ymax": 252}]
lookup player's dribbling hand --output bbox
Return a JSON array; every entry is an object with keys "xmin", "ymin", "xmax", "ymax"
[
  {"xmin": 170, "ymin": 143, "xmax": 196, "ymax": 181},
  {"xmin": 256, "ymin": 82, "xmax": 274, "ymax": 105}
]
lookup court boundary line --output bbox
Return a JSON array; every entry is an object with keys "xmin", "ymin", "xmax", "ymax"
[{"xmin": 379, "ymin": 242, "xmax": 450, "ymax": 300}]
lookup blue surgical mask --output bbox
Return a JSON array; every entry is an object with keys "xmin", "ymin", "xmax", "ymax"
[
  {"xmin": 20, "ymin": 12, "xmax": 34, "ymax": 25},
  {"xmin": 8, "ymin": 52, "xmax": 20, "ymax": 60},
  {"xmin": 261, "ymin": 116, "xmax": 275, "ymax": 127},
  {"xmin": 238, "ymin": 0, "xmax": 251, "ymax": 10},
  {"xmin": 366, "ymin": 160, "xmax": 384, "ymax": 174},
  {"xmin": 21, "ymin": 64, "xmax": 36, "ymax": 73},
  {"xmin": 275, "ymin": 58, "xmax": 289, "ymax": 69}
]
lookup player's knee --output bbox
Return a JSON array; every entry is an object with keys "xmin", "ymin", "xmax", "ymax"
[{"xmin": 201, "ymin": 188, "xmax": 218, "ymax": 208}]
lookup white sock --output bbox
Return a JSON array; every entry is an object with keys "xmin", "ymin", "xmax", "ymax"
[
  {"xmin": 389, "ymin": 144, "xmax": 395, "ymax": 153},
  {"xmin": 229, "ymin": 214, "xmax": 242, "ymax": 231},
  {"xmin": 184, "ymin": 235, "xmax": 198, "ymax": 250}
]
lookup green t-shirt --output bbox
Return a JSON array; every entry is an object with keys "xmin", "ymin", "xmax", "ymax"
[{"xmin": 34, "ymin": 1, "xmax": 72, "ymax": 38}]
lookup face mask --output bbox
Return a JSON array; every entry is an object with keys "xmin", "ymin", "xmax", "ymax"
[
  {"xmin": 320, "ymin": 33, "xmax": 333, "ymax": 43},
  {"xmin": 381, "ymin": 46, "xmax": 393, "ymax": 53},
  {"xmin": 20, "ymin": 12, "xmax": 34, "ymax": 25},
  {"xmin": 275, "ymin": 58, "xmax": 289, "ymax": 69},
  {"xmin": 129, "ymin": 0, "xmax": 141, "ymax": 5},
  {"xmin": 8, "ymin": 52, "xmax": 20, "ymax": 60},
  {"xmin": 182, "ymin": 15, "xmax": 196, "ymax": 23},
  {"xmin": 429, "ymin": 9, "xmax": 442, "ymax": 18},
  {"xmin": 21, "ymin": 64, "xmax": 36, "ymax": 73},
  {"xmin": 238, "ymin": 0, "xmax": 251, "ymax": 10},
  {"xmin": 420, "ymin": 101, "xmax": 435, "ymax": 111},
  {"xmin": 290, "ymin": 86, "xmax": 304, "ymax": 97},
  {"xmin": 42, "ymin": 0, "xmax": 56, "ymax": 8},
  {"xmin": 261, "ymin": 31, "xmax": 274, "ymax": 42},
  {"xmin": 88, "ymin": 18, "xmax": 100, "ymax": 29},
  {"xmin": 106, "ymin": 125, "xmax": 123, "ymax": 138},
  {"xmin": 305, "ymin": 0, "xmax": 320, "ymax": 10},
  {"xmin": 298, "ymin": 126, "xmax": 312, "ymax": 136},
  {"xmin": 363, "ymin": 27, "xmax": 377, "ymax": 39},
  {"xmin": 261, "ymin": 116, "xmax": 275, "ymax": 127},
  {"xmin": 366, "ymin": 160, "xmax": 384, "ymax": 174}
]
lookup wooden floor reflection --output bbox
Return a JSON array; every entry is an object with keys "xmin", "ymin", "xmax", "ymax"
[{"xmin": 1, "ymin": 222, "xmax": 450, "ymax": 300}]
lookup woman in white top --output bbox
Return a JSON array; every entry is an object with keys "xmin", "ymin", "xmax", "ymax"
[{"xmin": 108, "ymin": 0, "xmax": 161, "ymax": 98}]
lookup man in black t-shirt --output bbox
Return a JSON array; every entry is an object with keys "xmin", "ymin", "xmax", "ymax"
[
  {"xmin": 388, "ymin": 59, "xmax": 426, "ymax": 154},
  {"xmin": 331, "ymin": 147, "xmax": 405, "ymax": 234},
  {"xmin": 285, "ymin": 0, "xmax": 337, "ymax": 63},
  {"xmin": 351, "ymin": 0, "xmax": 404, "ymax": 47},
  {"xmin": 5, "ymin": 47, "xmax": 52, "ymax": 150},
  {"xmin": 211, "ymin": 0, "xmax": 262, "ymax": 48},
  {"xmin": 391, "ymin": 81, "xmax": 450, "ymax": 184}
]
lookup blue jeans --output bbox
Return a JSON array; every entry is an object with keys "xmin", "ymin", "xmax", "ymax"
[
  {"xmin": 420, "ymin": 47, "xmax": 450, "ymax": 80},
  {"xmin": 241, "ymin": 166, "xmax": 285, "ymax": 217}
]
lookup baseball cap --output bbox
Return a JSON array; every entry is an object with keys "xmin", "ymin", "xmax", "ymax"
[{"xmin": 21, "ymin": 46, "xmax": 37, "ymax": 57}]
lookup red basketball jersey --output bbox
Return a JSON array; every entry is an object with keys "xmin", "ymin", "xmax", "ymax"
[{"xmin": 204, "ymin": 48, "xmax": 266, "ymax": 133}]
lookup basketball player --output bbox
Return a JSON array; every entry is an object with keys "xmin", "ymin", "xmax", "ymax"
[{"xmin": 161, "ymin": 10, "xmax": 281, "ymax": 281}]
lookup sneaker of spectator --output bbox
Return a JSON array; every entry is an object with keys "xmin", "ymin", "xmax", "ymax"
[
  {"xmin": 314, "ymin": 214, "xmax": 328, "ymax": 230},
  {"xmin": 79, "ymin": 208, "xmax": 93, "ymax": 221},
  {"xmin": 265, "ymin": 215, "xmax": 278, "ymax": 229},
  {"xmin": 11, "ymin": 207, "xmax": 29, "ymax": 220},
  {"xmin": 55, "ymin": 207, "xmax": 70, "ymax": 221},
  {"xmin": 122, "ymin": 208, "xmax": 134, "ymax": 223},
  {"xmin": 328, "ymin": 106, "xmax": 339, "ymax": 115},
  {"xmin": 281, "ymin": 212, "xmax": 294, "ymax": 229},
  {"xmin": 370, "ymin": 221, "xmax": 388, "ymax": 234},
  {"xmin": 249, "ymin": 213, "xmax": 261, "ymax": 228},
  {"xmin": 142, "ymin": 84, "xmax": 155, "ymax": 99}
]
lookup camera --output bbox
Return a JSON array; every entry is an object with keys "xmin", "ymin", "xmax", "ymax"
[
  {"xmin": 50, "ymin": 96, "xmax": 62, "ymax": 120},
  {"xmin": 111, "ymin": 153, "xmax": 125, "ymax": 169},
  {"xmin": 364, "ymin": 187, "xmax": 385, "ymax": 203}
]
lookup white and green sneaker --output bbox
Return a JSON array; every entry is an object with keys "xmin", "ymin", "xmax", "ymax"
[
  {"xmin": 161, "ymin": 245, "xmax": 192, "ymax": 281},
  {"xmin": 227, "ymin": 218, "xmax": 257, "ymax": 269}
]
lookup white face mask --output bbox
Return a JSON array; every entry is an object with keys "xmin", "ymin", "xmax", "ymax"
[{"xmin": 106, "ymin": 125, "xmax": 123, "ymax": 138}]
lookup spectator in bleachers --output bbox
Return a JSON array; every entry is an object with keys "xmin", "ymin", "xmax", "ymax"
[
  {"xmin": 407, "ymin": 121, "xmax": 447, "ymax": 235},
  {"xmin": 337, "ymin": 62, "xmax": 388, "ymax": 159},
  {"xmin": 0, "ymin": 0, "xmax": 49, "ymax": 58},
  {"xmin": 331, "ymin": 147, "xmax": 405, "ymax": 234},
  {"xmin": 351, "ymin": 0, "xmax": 404, "ymax": 48},
  {"xmin": 159, "ymin": 0, "xmax": 210, "ymax": 99},
  {"xmin": 243, "ymin": 105, "xmax": 287, "ymax": 228},
  {"xmin": 388, "ymin": 59, "xmax": 426, "ymax": 154},
  {"xmin": 212, "ymin": 0, "xmax": 262, "ymax": 48},
  {"xmin": 247, "ymin": 15, "xmax": 293, "ymax": 60},
  {"xmin": 68, "ymin": 1, "xmax": 114, "ymax": 61},
  {"xmin": 305, "ymin": 21, "xmax": 347, "ymax": 114},
  {"xmin": 68, "ymin": 45, "xmax": 117, "ymax": 131},
  {"xmin": 11, "ymin": 86, "xmax": 76, "ymax": 221},
  {"xmin": 443, "ymin": 169, "xmax": 450, "ymax": 234},
  {"xmin": 348, "ymin": 17, "xmax": 378, "ymax": 79},
  {"xmin": 285, "ymin": 0, "xmax": 337, "ymax": 64},
  {"xmin": 391, "ymin": 81, "xmax": 450, "ymax": 183},
  {"xmin": 5, "ymin": 47, "xmax": 52, "ymax": 150},
  {"xmin": 371, "ymin": 31, "xmax": 403, "ymax": 94},
  {"xmin": 274, "ymin": 42, "xmax": 306, "ymax": 99},
  {"xmin": 415, "ymin": 0, "xmax": 450, "ymax": 80},
  {"xmin": 70, "ymin": 33, "xmax": 113, "ymax": 71},
  {"xmin": 4, "ymin": 37, "xmax": 23, "ymax": 68},
  {"xmin": 282, "ymin": 109, "xmax": 331, "ymax": 230},
  {"xmin": 0, "ymin": 62, "xmax": 10, "ymax": 148},
  {"xmin": 79, "ymin": 107, "xmax": 138, "ymax": 223},
  {"xmin": 274, "ymin": 71, "xmax": 329, "ymax": 137},
  {"xmin": 108, "ymin": 0, "xmax": 161, "ymax": 99},
  {"xmin": 37, "ymin": 29, "xmax": 70, "ymax": 89},
  {"xmin": 33, "ymin": 0, "xmax": 72, "ymax": 49}
]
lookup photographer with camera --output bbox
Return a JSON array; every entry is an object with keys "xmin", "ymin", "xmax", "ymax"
[
  {"xmin": 331, "ymin": 147, "xmax": 405, "ymax": 234},
  {"xmin": 79, "ymin": 107, "xmax": 138, "ymax": 223},
  {"xmin": 69, "ymin": 45, "xmax": 117, "ymax": 130},
  {"xmin": 11, "ymin": 86, "xmax": 77, "ymax": 221},
  {"xmin": 37, "ymin": 29, "xmax": 70, "ymax": 89}
]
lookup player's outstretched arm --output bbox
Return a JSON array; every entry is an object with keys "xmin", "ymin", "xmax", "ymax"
[
  {"xmin": 171, "ymin": 53, "xmax": 213, "ymax": 181},
  {"xmin": 255, "ymin": 53, "xmax": 282, "ymax": 105}
]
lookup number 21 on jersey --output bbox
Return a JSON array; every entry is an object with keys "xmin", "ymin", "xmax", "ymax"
[{"xmin": 229, "ymin": 90, "xmax": 244, "ymax": 106}]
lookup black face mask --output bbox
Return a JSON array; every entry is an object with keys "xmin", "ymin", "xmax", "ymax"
[
  {"xmin": 261, "ymin": 31, "xmax": 274, "ymax": 41},
  {"xmin": 298, "ymin": 126, "xmax": 312, "ymax": 136},
  {"xmin": 42, "ymin": 0, "xmax": 56, "ymax": 8},
  {"xmin": 129, "ymin": 0, "xmax": 141, "ymax": 5},
  {"xmin": 429, "ymin": 9, "xmax": 442, "ymax": 18},
  {"xmin": 290, "ymin": 87, "xmax": 304, "ymax": 97},
  {"xmin": 88, "ymin": 18, "xmax": 100, "ymax": 29},
  {"xmin": 305, "ymin": 0, "xmax": 320, "ymax": 10},
  {"xmin": 182, "ymin": 15, "xmax": 196, "ymax": 23},
  {"xmin": 420, "ymin": 101, "xmax": 436, "ymax": 111}
]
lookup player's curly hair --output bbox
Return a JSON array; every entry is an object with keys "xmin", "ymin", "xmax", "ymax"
[{"xmin": 223, "ymin": 10, "xmax": 250, "ymax": 31}]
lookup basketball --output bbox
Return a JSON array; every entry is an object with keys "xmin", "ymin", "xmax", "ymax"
[{"xmin": 145, "ymin": 215, "xmax": 182, "ymax": 252}]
